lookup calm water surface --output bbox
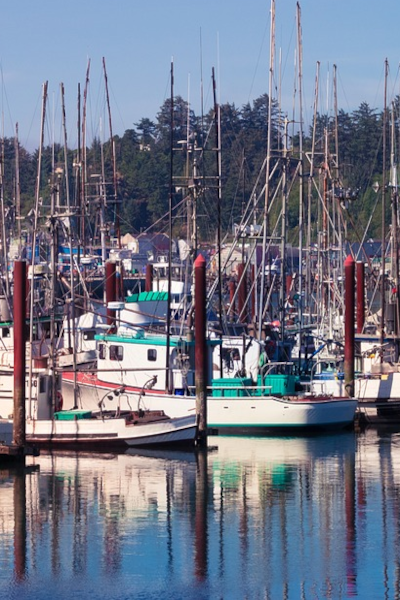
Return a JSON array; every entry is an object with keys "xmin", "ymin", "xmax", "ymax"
[{"xmin": 0, "ymin": 429, "xmax": 399, "ymax": 599}]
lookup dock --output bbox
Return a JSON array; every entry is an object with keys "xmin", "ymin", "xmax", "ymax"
[
  {"xmin": 0, "ymin": 443, "xmax": 39, "ymax": 459},
  {"xmin": 357, "ymin": 398, "xmax": 400, "ymax": 427},
  {"xmin": 0, "ymin": 419, "xmax": 39, "ymax": 462}
]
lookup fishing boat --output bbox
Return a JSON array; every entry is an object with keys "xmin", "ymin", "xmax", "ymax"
[
  {"xmin": 60, "ymin": 295, "xmax": 357, "ymax": 433},
  {"xmin": 2, "ymin": 408, "xmax": 197, "ymax": 449},
  {"xmin": 6, "ymin": 365, "xmax": 197, "ymax": 448},
  {"xmin": 25, "ymin": 409, "xmax": 197, "ymax": 449}
]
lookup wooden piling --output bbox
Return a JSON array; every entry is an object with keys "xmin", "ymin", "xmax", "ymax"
[
  {"xmin": 194, "ymin": 254, "xmax": 207, "ymax": 445},
  {"xmin": 344, "ymin": 255, "xmax": 355, "ymax": 398},
  {"xmin": 356, "ymin": 261, "xmax": 365, "ymax": 334},
  {"xmin": 13, "ymin": 260, "xmax": 26, "ymax": 448},
  {"xmin": 145, "ymin": 263, "xmax": 153, "ymax": 292}
]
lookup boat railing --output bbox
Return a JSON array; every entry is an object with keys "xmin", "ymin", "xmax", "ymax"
[
  {"xmin": 186, "ymin": 383, "xmax": 275, "ymax": 398},
  {"xmin": 260, "ymin": 361, "xmax": 295, "ymax": 376},
  {"xmin": 210, "ymin": 385, "xmax": 273, "ymax": 398}
]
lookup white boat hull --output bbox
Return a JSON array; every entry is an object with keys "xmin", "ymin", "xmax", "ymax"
[
  {"xmin": 312, "ymin": 372, "xmax": 400, "ymax": 423},
  {"xmin": 206, "ymin": 396, "xmax": 357, "ymax": 430},
  {"xmin": 24, "ymin": 413, "xmax": 197, "ymax": 447},
  {"xmin": 62, "ymin": 374, "xmax": 356, "ymax": 431}
]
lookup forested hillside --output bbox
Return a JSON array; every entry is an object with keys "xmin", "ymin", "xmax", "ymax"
[{"xmin": 0, "ymin": 94, "xmax": 395, "ymax": 246}]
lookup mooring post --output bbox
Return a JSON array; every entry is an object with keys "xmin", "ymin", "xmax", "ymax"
[
  {"xmin": 145, "ymin": 263, "xmax": 153, "ymax": 292},
  {"xmin": 194, "ymin": 254, "xmax": 207, "ymax": 445},
  {"xmin": 105, "ymin": 261, "xmax": 117, "ymax": 326},
  {"xmin": 356, "ymin": 261, "xmax": 365, "ymax": 334},
  {"xmin": 344, "ymin": 255, "xmax": 355, "ymax": 398},
  {"xmin": 13, "ymin": 260, "xmax": 26, "ymax": 448}
]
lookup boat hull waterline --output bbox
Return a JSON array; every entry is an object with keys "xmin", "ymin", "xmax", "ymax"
[
  {"xmin": 62, "ymin": 373, "xmax": 357, "ymax": 430},
  {"xmin": 25, "ymin": 413, "xmax": 197, "ymax": 448}
]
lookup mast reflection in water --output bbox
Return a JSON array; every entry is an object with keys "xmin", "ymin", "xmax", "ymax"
[{"xmin": 0, "ymin": 430, "xmax": 399, "ymax": 599}]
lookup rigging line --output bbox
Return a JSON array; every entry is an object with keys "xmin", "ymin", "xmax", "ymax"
[
  {"xmin": 0, "ymin": 63, "xmax": 16, "ymax": 136},
  {"xmin": 247, "ymin": 18, "xmax": 269, "ymax": 104},
  {"xmin": 273, "ymin": 14, "xmax": 297, "ymax": 98}
]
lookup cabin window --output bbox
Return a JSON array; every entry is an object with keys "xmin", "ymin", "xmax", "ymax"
[
  {"xmin": 148, "ymin": 349, "xmax": 157, "ymax": 362},
  {"xmin": 221, "ymin": 347, "xmax": 240, "ymax": 371},
  {"xmin": 1, "ymin": 328, "xmax": 10, "ymax": 338},
  {"xmin": 39, "ymin": 376, "xmax": 46, "ymax": 394},
  {"xmin": 99, "ymin": 344, "xmax": 106, "ymax": 360},
  {"xmin": 110, "ymin": 345, "xmax": 123, "ymax": 361},
  {"xmin": 83, "ymin": 329, "xmax": 96, "ymax": 341}
]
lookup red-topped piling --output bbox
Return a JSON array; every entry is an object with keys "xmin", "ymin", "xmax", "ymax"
[
  {"xmin": 13, "ymin": 260, "xmax": 26, "ymax": 447},
  {"xmin": 105, "ymin": 261, "xmax": 117, "ymax": 326},
  {"xmin": 194, "ymin": 254, "xmax": 207, "ymax": 445},
  {"xmin": 145, "ymin": 263, "xmax": 153, "ymax": 293},
  {"xmin": 356, "ymin": 261, "xmax": 365, "ymax": 334},
  {"xmin": 344, "ymin": 255, "xmax": 355, "ymax": 398}
]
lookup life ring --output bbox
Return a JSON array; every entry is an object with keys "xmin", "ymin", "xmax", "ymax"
[{"xmin": 56, "ymin": 391, "xmax": 63, "ymax": 412}]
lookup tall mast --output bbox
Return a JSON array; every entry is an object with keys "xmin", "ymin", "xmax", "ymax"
[
  {"xmin": 380, "ymin": 59, "xmax": 388, "ymax": 354},
  {"xmin": 0, "ymin": 117, "xmax": 10, "ymax": 297},
  {"xmin": 81, "ymin": 59, "xmax": 90, "ymax": 255},
  {"xmin": 280, "ymin": 117, "xmax": 289, "ymax": 343},
  {"xmin": 76, "ymin": 83, "xmax": 82, "ymax": 266},
  {"xmin": 390, "ymin": 101, "xmax": 400, "ymax": 338},
  {"xmin": 49, "ymin": 86, "xmax": 60, "ymax": 415},
  {"xmin": 296, "ymin": 1, "xmax": 304, "ymax": 365},
  {"xmin": 102, "ymin": 57, "xmax": 119, "ymax": 247},
  {"xmin": 99, "ymin": 118, "xmax": 108, "ymax": 268},
  {"xmin": 61, "ymin": 83, "xmax": 71, "ymax": 213},
  {"xmin": 258, "ymin": 0, "xmax": 275, "ymax": 340},
  {"xmin": 165, "ymin": 60, "xmax": 174, "ymax": 393},
  {"xmin": 14, "ymin": 123, "xmax": 21, "ymax": 256},
  {"xmin": 61, "ymin": 82, "xmax": 78, "ymax": 405},
  {"xmin": 333, "ymin": 65, "xmax": 340, "ymax": 180},
  {"xmin": 27, "ymin": 81, "xmax": 48, "ymax": 416},
  {"xmin": 307, "ymin": 62, "xmax": 320, "ymax": 324},
  {"xmin": 212, "ymin": 67, "xmax": 223, "ymax": 352}
]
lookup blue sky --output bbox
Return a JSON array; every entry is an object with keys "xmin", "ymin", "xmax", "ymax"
[{"xmin": 2, "ymin": 0, "xmax": 400, "ymax": 150}]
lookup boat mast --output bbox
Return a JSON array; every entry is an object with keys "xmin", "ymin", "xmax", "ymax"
[
  {"xmin": 27, "ymin": 81, "xmax": 48, "ymax": 416},
  {"xmin": 380, "ymin": 59, "xmax": 388, "ymax": 356},
  {"xmin": 81, "ymin": 59, "xmax": 90, "ymax": 256},
  {"xmin": 0, "ymin": 119, "xmax": 10, "ymax": 298},
  {"xmin": 14, "ymin": 123, "xmax": 21, "ymax": 256},
  {"xmin": 280, "ymin": 117, "xmax": 289, "ymax": 344},
  {"xmin": 212, "ymin": 67, "xmax": 223, "ymax": 366},
  {"xmin": 296, "ymin": 1, "xmax": 304, "ymax": 368},
  {"xmin": 333, "ymin": 64, "xmax": 345, "ymax": 302},
  {"xmin": 165, "ymin": 60, "xmax": 174, "ymax": 394},
  {"xmin": 307, "ymin": 62, "xmax": 320, "ymax": 327},
  {"xmin": 389, "ymin": 101, "xmax": 400, "ymax": 340},
  {"xmin": 259, "ymin": 0, "xmax": 275, "ymax": 340},
  {"xmin": 75, "ymin": 83, "xmax": 82, "ymax": 268},
  {"xmin": 49, "ymin": 89, "xmax": 58, "ymax": 414},
  {"xmin": 102, "ymin": 57, "xmax": 119, "ymax": 247},
  {"xmin": 61, "ymin": 82, "xmax": 78, "ymax": 407},
  {"xmin": 99, "ymin": 118, "xmax": 108, "ymax": 268}
]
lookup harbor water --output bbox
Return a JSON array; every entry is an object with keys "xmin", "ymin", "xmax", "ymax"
[{"xmin": 0, "ymin": 429, "xmax": 399, "ymax": 599}]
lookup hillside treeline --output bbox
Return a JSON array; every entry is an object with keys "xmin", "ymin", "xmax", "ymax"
[{"xmin": 0, "ymin": 94, "xmax": 396, "ymax": 246}]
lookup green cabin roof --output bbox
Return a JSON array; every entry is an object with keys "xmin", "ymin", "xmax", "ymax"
[{"xmin": 125, "ymin": 291, "xmax": 168, "ymax": 303}]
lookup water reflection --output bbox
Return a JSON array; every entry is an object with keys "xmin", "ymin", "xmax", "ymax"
[{"xmin": 1, "ymin": 431, "xmax": 400, "ymax": 598}]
